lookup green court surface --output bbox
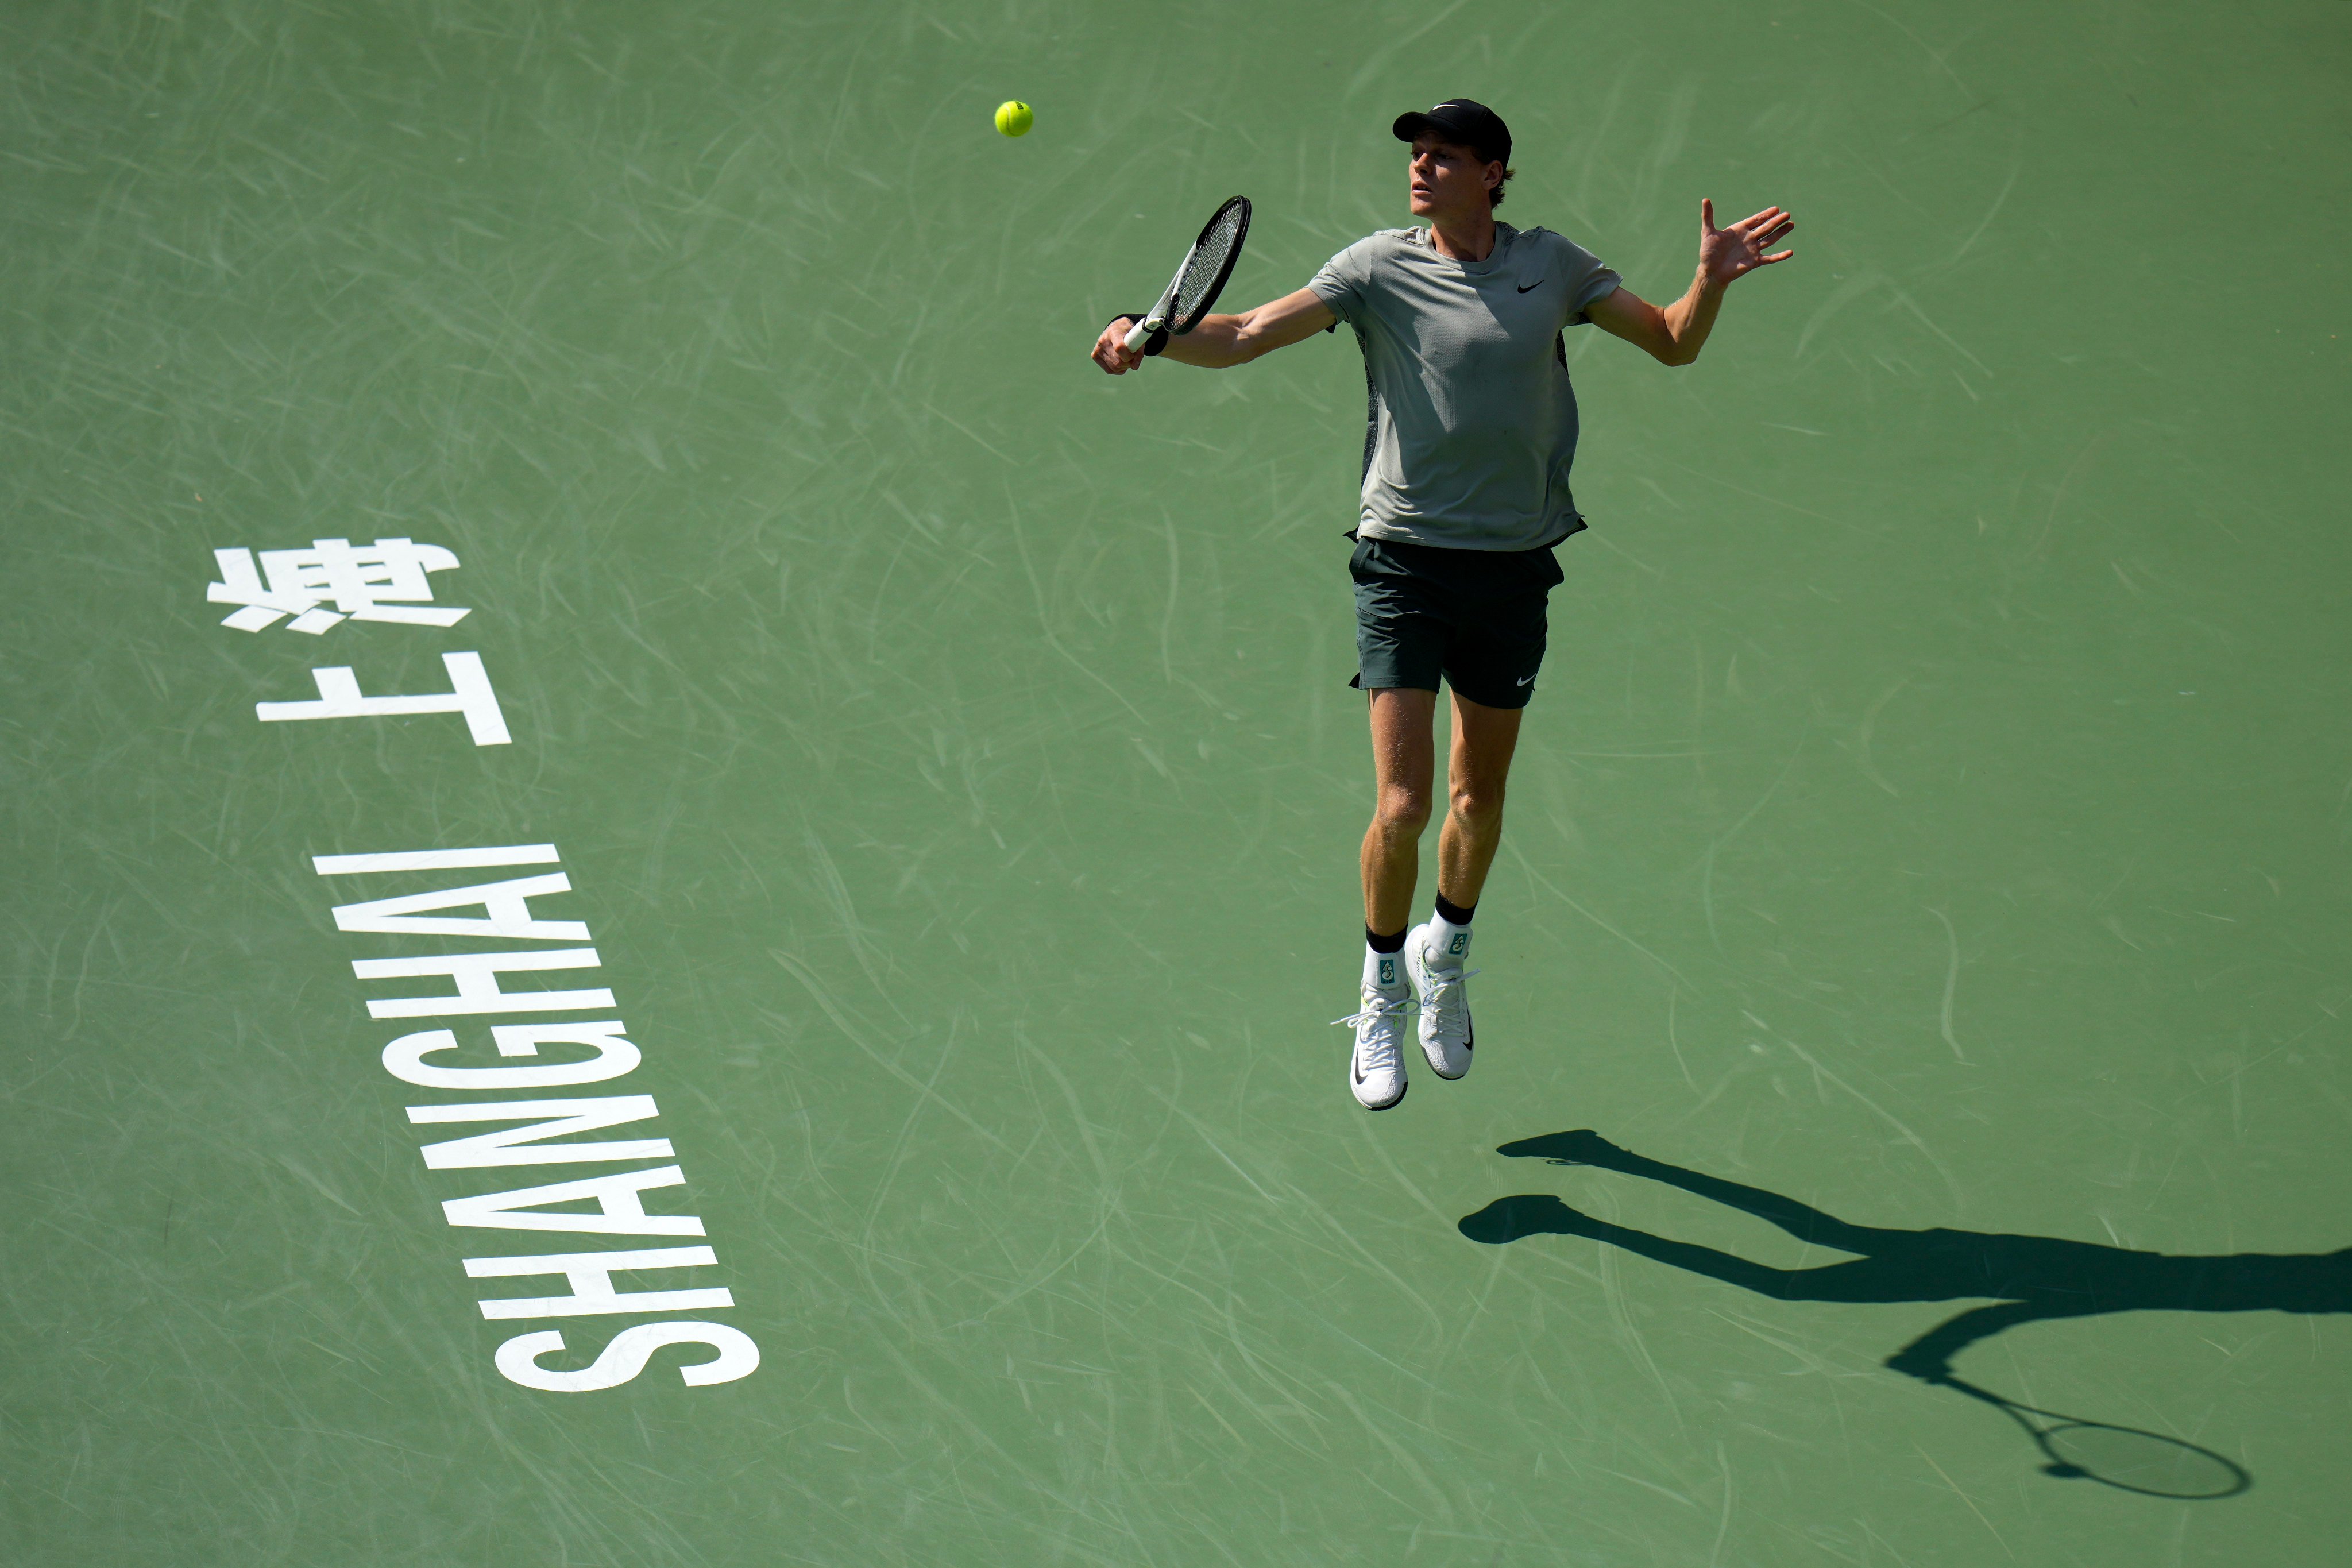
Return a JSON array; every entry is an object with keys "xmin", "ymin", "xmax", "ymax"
[{"xmin": 7, "ymin": 1, "xmax": 2351, "ymax": 1563}]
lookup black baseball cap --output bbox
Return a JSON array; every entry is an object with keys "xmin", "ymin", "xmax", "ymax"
[{"xmin": 1392, "ymin": 99, "xmax": 1511, "ymax": 165}]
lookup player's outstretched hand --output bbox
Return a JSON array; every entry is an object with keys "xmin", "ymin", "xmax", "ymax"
[
  {"xmin": 1698, "ymin": 198, "xmax": 1795, "ymax": 289},
  {"xmin": 1092, "ymin": 319, "xmax": 1146, "ymax": 375}
]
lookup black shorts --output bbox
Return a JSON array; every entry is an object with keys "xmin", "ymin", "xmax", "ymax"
[{"xmin": 1349, "ymin": 535, "xmax": 1565, "ymax": 710}]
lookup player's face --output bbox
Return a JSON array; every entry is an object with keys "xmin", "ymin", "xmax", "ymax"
[{"xmin": 1408, "ymin": 135, "xmax": 1497, "ymax": 222}]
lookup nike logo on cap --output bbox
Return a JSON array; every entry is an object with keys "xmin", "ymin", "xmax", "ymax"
[{"xmin": 1516, "ymin": 674, "xmax": 1536, "ymax": 686}]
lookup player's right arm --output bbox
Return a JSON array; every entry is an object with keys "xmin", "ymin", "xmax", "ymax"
[{"xmin": 1091, "ymin": 288, "xmax": 1336, "ymax": 375}]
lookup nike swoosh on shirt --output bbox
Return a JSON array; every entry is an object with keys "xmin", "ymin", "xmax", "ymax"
[{"xmin": 1516, "ymin": 280, "xmax": 1543, "ymax": 292}]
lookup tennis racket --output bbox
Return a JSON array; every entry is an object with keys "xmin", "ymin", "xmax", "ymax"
[{"xmin": 1123, "ymin": 196, "xmax": 1252, "ymax": 353}]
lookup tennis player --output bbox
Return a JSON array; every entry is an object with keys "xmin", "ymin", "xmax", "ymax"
[{"xmin": 1091, "ymin": 99, "xmax": 1794, "ymax": 1110}]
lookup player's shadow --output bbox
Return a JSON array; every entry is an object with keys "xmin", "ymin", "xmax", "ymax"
[{"xmin": 1460, "ymin": 1130, "xmax": 2352, "ymax": 1499}]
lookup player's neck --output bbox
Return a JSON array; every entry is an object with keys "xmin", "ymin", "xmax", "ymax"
[{"xmin": 1423, "ymin": 210, "xmax": 1497, "ymax": 263}]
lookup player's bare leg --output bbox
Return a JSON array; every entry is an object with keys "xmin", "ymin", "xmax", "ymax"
[
  {"xmin": 1404, "ymin": 691, "xmax": 1523, "ymax": 1079},
  {"xmin": 1435, "ymin": 692, "xmax": 1523, "ymax": 909},
  {"xmin": 1340, "ymin": 687, "xmax": 1437, "ymax": 1109},
  {"xmin": 1360, "ymin": 687, "xmax": 1438, "ymax": 936}
]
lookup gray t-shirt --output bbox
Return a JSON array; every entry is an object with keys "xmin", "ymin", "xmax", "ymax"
[{"xmin": 1309, "ymin": 222, "xmax": 1620, "ymax": 553}]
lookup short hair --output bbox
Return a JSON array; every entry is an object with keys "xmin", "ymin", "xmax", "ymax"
[{"xmin": 1489, "ymin": 164, "xmax": 1515, "ymax": 209}]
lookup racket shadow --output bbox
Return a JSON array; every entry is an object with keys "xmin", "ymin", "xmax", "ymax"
[
  {"xmin": 1459, "ymin": 1130, "xmax": 2349, "ymax": 1499},
  {"xmin": 1940, "ymin": 1373, "xmax": 2249, "ymax": 1499}
]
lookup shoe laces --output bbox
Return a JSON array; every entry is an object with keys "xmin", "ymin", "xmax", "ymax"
[
  {"xmin": 1418, "ymin": 965, "xmax": 1481, "ymax": 1010},
  {"xmin": 1335, "ymin": 992, "xmax": 1401, "ymax": 1067},
  {"xmin": 1331, "ymin": 987, "xmax": 1414, "ymax": 1034}
]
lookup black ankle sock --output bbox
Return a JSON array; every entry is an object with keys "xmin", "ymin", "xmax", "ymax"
[
  {"xmin": 1365, "ymin": 925, "xmax": 1408, "ymax": 954},
  {"xmin": 1433, "ymin": 892, "xmax": 1476, "ymax": 926}
]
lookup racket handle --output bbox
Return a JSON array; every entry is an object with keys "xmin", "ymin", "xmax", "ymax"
[{"xmin": 1122, "ymin": 316, "xmax": 1158, "ymax": 353}]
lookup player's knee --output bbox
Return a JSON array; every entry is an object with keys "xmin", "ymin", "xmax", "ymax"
[
  {"xmin": 1374, "ymin": 786, "xmax": 1432, "ymax": 836},
  {"xmin": 1450, "ymin": 782, "xmax": 1505, "ymax": 827}
]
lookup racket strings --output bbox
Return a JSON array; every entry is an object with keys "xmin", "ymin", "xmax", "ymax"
[{"xmin": 1173, "ymin": 207, "xmax": 1245, "ymax": 323}]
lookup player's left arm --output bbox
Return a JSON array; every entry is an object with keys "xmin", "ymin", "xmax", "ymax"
[{"xmin": 1587, "ymin": 199, "xmax": 1794, "ymax": 367}]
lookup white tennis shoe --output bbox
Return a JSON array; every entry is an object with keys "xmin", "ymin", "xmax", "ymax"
[
  {"xmin": 1334, "ymin": 952, "xmax": 1413, "ymax": 1111},
  {"xmin": 1405, "ymin": 922, "xmax": 1477, "ymax": 1080}
]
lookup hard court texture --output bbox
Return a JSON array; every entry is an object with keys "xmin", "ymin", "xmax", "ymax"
[{"xmin": 5, "ymin": 1, "xmax": 2351, "ymax": 1564}]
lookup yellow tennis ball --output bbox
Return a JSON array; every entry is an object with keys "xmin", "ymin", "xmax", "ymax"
[{"xmin": 994, "ymin": 99, "xmax": 1033, "ymax": 138}]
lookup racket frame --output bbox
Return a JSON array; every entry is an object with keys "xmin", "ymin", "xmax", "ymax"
[{"xmin": 1123, "ymin": 196, "xmax": 1252, "ymax": 353}]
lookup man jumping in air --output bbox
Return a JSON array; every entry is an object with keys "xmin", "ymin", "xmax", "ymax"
[{"xmin": 1091, "ymin": 99, "xmax": 1794, "ymax": 1110}]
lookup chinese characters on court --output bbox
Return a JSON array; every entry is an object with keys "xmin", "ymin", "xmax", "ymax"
[
  {"xmin": 206, "ymin": 538, "xmax": 759, "ymax": 1391},
  {"xmin": 209, "ymin": 536, "xmax": 470, "ymax": 632},
  {"xmin": 217, "ymin": 536, "xmax": 510, "ymax": 746}
]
